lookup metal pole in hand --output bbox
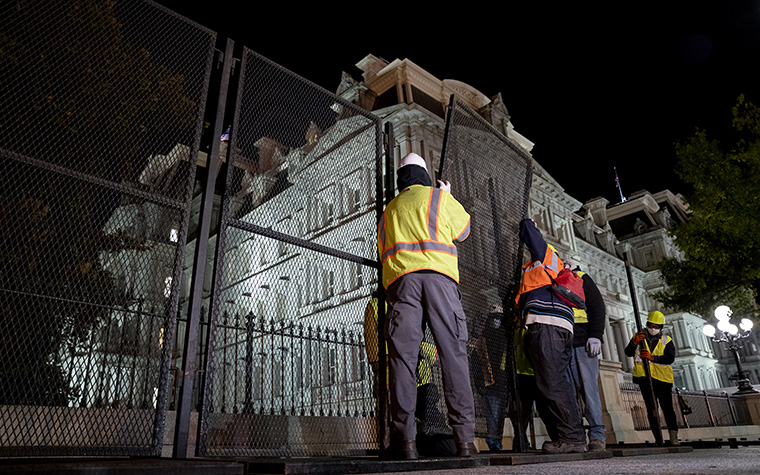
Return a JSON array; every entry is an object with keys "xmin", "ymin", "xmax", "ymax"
[{"xmin": 623, "ymin": 251, "xmax": 663, "ymax": 444}]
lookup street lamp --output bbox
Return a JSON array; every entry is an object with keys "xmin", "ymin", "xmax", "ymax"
[{"xmin": 702, "ymin": 305, "xmax": 759, "ymax": 394}]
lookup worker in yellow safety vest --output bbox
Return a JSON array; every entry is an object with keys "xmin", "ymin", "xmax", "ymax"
[
  {"xmin": 363, "ymin": 295, "xmax": 456, "ymax": 456},
  {"xmin": 624, "ymin": 310, "xmax": 679, "ymax": 445},
  {"xmin": 377, "ymin": 152, "xmax": 475, "ymax": 459},
  {"xmin": 567, "ymin": 265, "xmax": 607, "ymax": 452}
]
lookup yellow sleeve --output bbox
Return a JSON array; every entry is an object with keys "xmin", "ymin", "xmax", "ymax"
[{"xmin": 443, "ymin": 193, "xmax": 471, "ymax": 243}]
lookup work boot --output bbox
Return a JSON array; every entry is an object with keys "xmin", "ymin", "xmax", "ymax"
[
  {"xmin": 400, "ymin": 440, "xmax": 418, "ymax": 460},
  {"xmin": 669, "ymin": 430, "xmax": 679, "ymax": 446},
  {"xmin": 587, "ymin": 439, "xmax": 606, "ymax": 452},
  {"xmin": 542, "ymin": 440, "xmax": 588, "ymax": 454},
  {"xmin": 456, "ymin": 442, "xmax": 478, "ymax": 457}
]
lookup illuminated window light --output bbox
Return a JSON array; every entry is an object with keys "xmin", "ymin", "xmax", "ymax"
[{"xmin": 164, "ymin": 277, "xmax": 172, "ymax": 298}]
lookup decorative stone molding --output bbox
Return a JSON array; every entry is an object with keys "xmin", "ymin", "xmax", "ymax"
[{"xmin": 583, "ymin": 197, "xmax": 610, "ymax": 229}]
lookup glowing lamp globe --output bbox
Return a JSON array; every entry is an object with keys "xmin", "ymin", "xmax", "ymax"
[
  {"xmin": 717, "ymin": 319, "xmax": 731, "ymax": 333},
  {"xmin": 703, "ymin": 324, "xmax": 716, "ymax": 338},
  {"xmin": 741, "ymin": 318, "xmax": 754, "ymax": 332},
  {"xmin": 728, "ymin": 324, "xmax": 739, "ymax": 335},
  {"xmin": 714, "ymin": 305, "xmax": 732, "ymax": 321}
]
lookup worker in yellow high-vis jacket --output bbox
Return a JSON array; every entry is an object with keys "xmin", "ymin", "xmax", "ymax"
[
  {"xmin": 363, "ymin": 295, "xmax": 455, "ymax": 456},
  {"xmin": 377, "ymin": 152, "xmax": 475, "ymax": 459},
  {"xmin": 624, "ymin": 310, "xmax": 678, "ymax": 445}
]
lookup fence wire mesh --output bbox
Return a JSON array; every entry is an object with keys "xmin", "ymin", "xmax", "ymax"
[
  {"xmin": 620, "ymin": 383, "xmax": 753, "ymax": 430},
  {"xmin": 432, "ymin": 97, "xmax": 534, "ymax": 442},
  {"xmin": 197, "ymin": 48, "xmax": 383, "ymax": 457},
  {"xmin": 0, "ymin": 0, "xmax": 215, "ymax": 456}
]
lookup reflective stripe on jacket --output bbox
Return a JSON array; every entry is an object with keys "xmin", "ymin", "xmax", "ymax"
[
  {"xmin": 515, "ymin": 246, "xmax": 563, "ymax": 306},
  {"xmin": 633, "ymin": 334, "xmax": 674, "ymax": 383},
  {"xmin": 378, "ymin": 185, "xmax": 470, "ymax": 289}
]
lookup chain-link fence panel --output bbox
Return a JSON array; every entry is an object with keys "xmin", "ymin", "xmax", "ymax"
[
  {"xmin": 430, "ymin": 96, "xmax": 533, "ymax": 444},
  {"xmin": 0, "ymin": 0, "xmax": 215, "ymax": 456},
  {"xmin": 198, "ymin": 48, "xmax": 383, "ymax": 457},
  {"xmin": 620, "ymin": 384, "xmax": 753, "ymax": 431}
]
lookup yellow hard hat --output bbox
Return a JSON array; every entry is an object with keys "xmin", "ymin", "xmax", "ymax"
[{"xmin": 647, "ymin": 311, "xmax": 665, "ymax": 326}]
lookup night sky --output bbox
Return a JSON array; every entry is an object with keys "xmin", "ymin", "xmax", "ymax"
[{"xmin": 156, "ymin": 1, "xmax": 760, "ymax": 206}]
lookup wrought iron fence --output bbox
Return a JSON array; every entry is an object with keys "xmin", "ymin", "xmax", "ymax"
[
  {"xmin": 206, "ymin": 311, "xmax": 373, "ymax": 418},
  {"xmin": 620, "ymin": 382, "xmax": 754, "ymax": 430},
  {"xmin": 0, "ymin": 0, "xmax": 215, "ymax": 456}
]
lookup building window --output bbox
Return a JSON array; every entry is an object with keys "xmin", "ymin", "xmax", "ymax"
[
  {"xmin": 294, "ymin": 352, "xmax": 303, "ymax": 391},
  {"xmin": 644, "ymin": 251, "xmax": 655, "ymax": 268},
  {"xmin": 163, "ymin": 277, "xmax": 172, "ymax": 298},
  {"xmin": 273, "ymin": 359, "xmax": 282, "ymax": 398},
  {"xmin": 327, "ymin": 271, "xmax": 335, "ymax": 298},
  {"xmin": 328, "ymin": 347, "xmax": 337, "ymax": 385}
]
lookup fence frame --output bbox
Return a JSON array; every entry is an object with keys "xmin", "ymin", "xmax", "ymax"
[{"xmin": 194, "ymin": 46, "xmax": 385, "ymax": 457}]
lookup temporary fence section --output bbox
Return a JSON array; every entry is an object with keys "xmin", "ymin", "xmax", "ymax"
[
  {"xmin": 0, "ymin": 0, "xmax": 215, "ymax": 456},
  {"xmin": 434, "ymin": 97, "xmax": 534, "ymax": 443},
  {"xmin": 620, "ymin": 383, "xmax": 754, "ymax": 430},
  {"xmin": 196, "ymin": 48, "xmax": 384, "ymax": 457}
]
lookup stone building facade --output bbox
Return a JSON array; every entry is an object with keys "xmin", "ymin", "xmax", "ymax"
[{"xmin": 338, "ymin": 54, "xmax": 722, "ymax": 391}]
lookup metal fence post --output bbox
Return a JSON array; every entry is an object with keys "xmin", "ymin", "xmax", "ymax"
[
  {"xmin": 728, "ymin": 393, "xmax": 739, "ymax": 426},
  {"xmin": 377, "ymin": 121, "xmax": 395, "ymax": 454},
  {"xmin": 172, "ymin": 37, "xmax": 234, "ymax": 459},
  {"xmin": 705, "ymin": 390, "xmax": 717, "ymax": 427}
]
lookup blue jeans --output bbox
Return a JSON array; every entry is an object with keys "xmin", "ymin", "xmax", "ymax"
[
  {"xmin": 568, "ymin": 346, "xmax": 606, "ymax": 441},
  {"xmin": 483, "ymin": 392, "xmax": 505, "ymax": 450}
]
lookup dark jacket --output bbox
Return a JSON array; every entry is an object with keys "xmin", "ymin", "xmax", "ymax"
[
  {"xmin": 573, "ymin": 273, "xmax": 606, "ymax": 348},
  {"xmin": 517, "ymin": 219, "xmax": 574, "ymax": 325}
]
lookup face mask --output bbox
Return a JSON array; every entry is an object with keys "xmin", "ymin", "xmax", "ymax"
[{"xmin": 647, "ymin": 327, "xmax": 661, "ymax": 336}]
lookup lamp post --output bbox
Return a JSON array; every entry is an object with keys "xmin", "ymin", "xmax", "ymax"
[{"xmin": 702, "ymin": 305, "xmax": 759, "ymax": 395}]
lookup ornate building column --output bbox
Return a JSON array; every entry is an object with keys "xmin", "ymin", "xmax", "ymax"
[
  {"xmin": 611, "ymin": 320, "xmax": 630, "ymax": 372},
  {"xmin": 602, "ymin": 318, "xmax": 615, "ymax": 361}
]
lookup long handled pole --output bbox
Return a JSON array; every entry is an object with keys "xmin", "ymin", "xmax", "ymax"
[{"xmin": 623, "ymin": 250, "xmax": 663, "ymax": 444}]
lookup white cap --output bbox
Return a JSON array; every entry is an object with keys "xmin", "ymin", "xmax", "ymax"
[{"xmin": 398, "ymin": 152, "xmax": 427, "ymax": 171}]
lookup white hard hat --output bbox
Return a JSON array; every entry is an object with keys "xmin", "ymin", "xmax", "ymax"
[{"xmin": 398, "ymin": 152, "xmax": 427, "ymax": 171}]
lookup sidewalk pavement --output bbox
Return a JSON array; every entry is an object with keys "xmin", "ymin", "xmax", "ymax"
[{"xmin": 360, "ymin": 446, "xmax": 760, "ymax": 475}]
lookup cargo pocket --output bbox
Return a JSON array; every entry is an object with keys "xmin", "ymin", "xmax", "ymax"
[
  {"xmin": 384, "ymin": 308, "xmax": 400, "ymax": 340},
  {"xmin": 454, "ymin": 310, "xmax": 468, "ymax": 342}
]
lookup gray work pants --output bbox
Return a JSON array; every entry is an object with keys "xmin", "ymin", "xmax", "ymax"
[{"xmin": 385, "ymin": 272, "xmax": 475, "ymax": 443}]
